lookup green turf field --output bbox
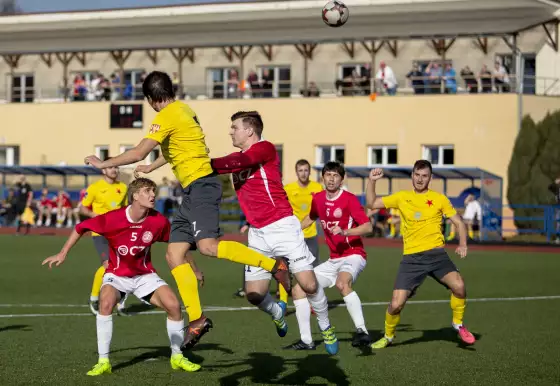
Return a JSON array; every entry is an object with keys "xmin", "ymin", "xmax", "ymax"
[{"xmin": 0, "ymin": 234, "xmax": 559, "ymax": 385}]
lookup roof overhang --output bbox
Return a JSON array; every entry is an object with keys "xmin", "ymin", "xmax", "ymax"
[{"xmin": 0, "ymin": 0, "xmax": 557, "ymax": 54}]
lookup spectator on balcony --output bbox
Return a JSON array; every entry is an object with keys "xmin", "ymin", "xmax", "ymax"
[
  {"xmin": 493, "ymin": 61, "xmax": 510, "ymax": 93},
  {"xmin": 73, "ymin": 74, "xmax": 87, "ymax": 101},
  {"xmin": 261, "ymin": 69, "xmax": 274, "ymax": 98},
  {"xmin": 361, "ymin": 63, "xmax": 372, "ymax": 93},
  {"xmin": 110, "ymin": 73, "xmax": 121, "ymax": 101},
  {"xmin": 444, "ymin": 63, "xmax": 457, "ymax": 94},
  {"xmin": 479, "ymin": 65, "xmax": 492, "ymax": 93},
  {"xmin": 100, "ymin": 76, "xmax": 111, "ymax": 101},
  {"xmin": 376, "ymin": 61, "xmax": 397, "ymax": 95},
  {"xmin": 90, "ymin": 73, "xmax": 104, "ymax": 101},
  {"xmin": 460, "ymin": 66, "xmax": 478, "ymax": 94},
  {"xmin": 406, "ymin": 62, "xmax": 425, "ymax": 94},
  {"xmin": 425, "ymin": 61, "xmax": 442, "ymax": 94},
  {"xmin": 246, "ymin": 70, "xmax": 261, "ymax": 98},
  {"xmin": 227, "ymin": 69, "xmax": 240, "ymax": 98},
  {"xmin": 301, "ymin": 81, "xmax": 320, "ymax": 97}
]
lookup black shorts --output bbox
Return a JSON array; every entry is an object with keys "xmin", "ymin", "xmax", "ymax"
[
  {"xmin": 14, "ymin": 202, "xmax": 26, "ymax": 216},
  {"xmin": 93, "ymin": 236, "xmax": 110, "ymax": 263},
  {"xmin": 394, "ymin": 248, "xmax": 458, "ymax": 296},
  {"xmin": 305, "ymin": 236, "xmax": 320, "ymax": 267},
  {"xmin": 169, "ymin": 173, "xmax": 223, "ymax": 248}
]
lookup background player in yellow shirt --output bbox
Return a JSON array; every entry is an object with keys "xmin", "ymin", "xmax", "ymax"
[
  {"xmin": 283, "ymin": 159, "xmax": 323, "ymax": 304},
  {"xmin": 366, "ymin": 160, "xmax": 476, "ymax": 348},
  {"xmin": 84, "ymin": 71, "xmax": 290, "ymax": 351},
  {"xmin": 80, "ymin": 164, "xmax": 128, "ymax": 315}
]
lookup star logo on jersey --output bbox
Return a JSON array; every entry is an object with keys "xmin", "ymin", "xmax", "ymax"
[
  {"xmin": 116, "ymin": 189, "xmax": 121, "ymax": 194},
  {"xmin": 150, "ymin": 124, "xmax": 160, "ymax": 134},
  {"xmin": 333, "ymin": 208, "xmax": 343, "ymax": 218},
  {"xmin": 426, "ymin": 200, "xmax": 434, "ymax": 207},
  {"xmin": 142, "ymin": 231, "xmax": 153, "ymax": 243}
]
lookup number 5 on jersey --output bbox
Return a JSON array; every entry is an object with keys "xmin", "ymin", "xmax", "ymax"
[{"xmin": 131, "ymin": 232, "xmax": 138, "ymax": 241}]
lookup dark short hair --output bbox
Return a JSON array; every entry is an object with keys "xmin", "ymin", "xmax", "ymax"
[
  {"xmin": 321, "ymin": 161, "xmax": 346, "ymax": 179},
  {"xmin": 143, "ymin": 71, "xmax": 175, "ymax": 103},
  {"xmin": 295, "ymin": 159, "xmax": 311, "ymax": 170},
  {"xmin": 413, "ymin": 159, "xmax": 433, "ymax": 175},
  {"xmin": 128, "ymin": 177, "xmax": 157, "ymax": 203},
  {"xmin": 231, "ymin": 111, "xmax": 264, "ymax": 137}
]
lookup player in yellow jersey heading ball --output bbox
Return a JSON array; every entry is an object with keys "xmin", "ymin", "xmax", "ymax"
[
  {"xmin": 366, "ymin": 160, "xmax": 476, "ymax": 348},
  {"xmin": 80, "ymin": 164, "xmax": 128, "ymax": 316},
  {"xmin": 84, "ymin": 71, "xmax": 290, "ymax": 351}
]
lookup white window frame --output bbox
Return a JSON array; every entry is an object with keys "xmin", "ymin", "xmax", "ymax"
[
  {"xmin": 94, "ymin": 145, "xmax": 109, "ymax": 161},
  {"xmin": 422, "ymin": 145, "xmax": 455, "ymax": 166},
  {"xmin": 367, "ymin": 145, "xmax": 398, "ymax": 167},
  {"xmin": 315, "ymin": 145, "xmax": 345, "ymax": 166},
  {"xmin": 257, "ymin": 66, "xmax": 291, "ymax": 98},
  {"xmin": 0, "ymin": 146, "xmax": 18, "ymax": 166},
  {"xmin": 338, "ymin": 63, "xmax": 367, "ymax": 79},
  {"xmin": 207, "ymin": 67, "xmax": 239, "ymax": 99},
  {"xmin": 147, "ymin": 147, "xmax": 161, "ymax": 165}
]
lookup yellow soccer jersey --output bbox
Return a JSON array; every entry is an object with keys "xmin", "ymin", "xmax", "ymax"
[
  {"xmin": 81, "ymin": 179, "xmax": 128, "ymax": 236},
  {"xmin": 285, "ymin": 181, "xmax": 323, "ymax": 238},
  {"xmin": 145, "ymin": 101, "xmax": 213, "ymax": 188},
  {"xmin": 382, "ymin": 189, "xmax": 457, "ymax": 255}
]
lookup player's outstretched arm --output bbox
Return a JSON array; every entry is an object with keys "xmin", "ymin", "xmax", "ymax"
[
  {"xmin": 135, "ymin": 154, "xmax": 168, "ymax": 178},
  {"xmin": 211, "ymin": 142, "xmax": 274, "ymax": 174},
  {"xmin": 332, "ymin": 222, "xmax": 373, "ymax": 237},
  {"xmin": 366, "ymin": 168, "xmax": 385, "ymax": 209},
  {"xmin": 449, "ymin": 214, "xmax": 468, "ymax": 258},
  {"xmin": 184, "ymin": 253, "xmax": 204, "ymax": 287},
  {"xmin": 79, "ymin": 206, "xmax": 96, "ymax": 218},
  {"xmin": 85, "ymin": 138, "xmax": 159, "ymax": 169},
  {"xmin": 42, "ymin": 230, "xmax": 84, "ymax": 269}
]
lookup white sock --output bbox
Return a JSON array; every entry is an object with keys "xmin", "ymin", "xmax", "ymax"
[
  {"xmin": 96, "ymin": 314, "xmax": 113, "ymax": 360},
  {"xmin": 257, "ymin": 293, "xmax": 283, "ymax": 320},
  {"xmin": 90, "ymin": 295, "xmax": 99, "ymax": 302},
  {"xmin": 294, "ymin": 298, "xmax": 313, "ymax": 344},
  {"xmin": 343, "ymin": 291, "xmax": 367, "ymax": 332},
  {"xmin": 167, "ymin": 318, "xmax": 185, "ymax": 355},
  {"xmin": 306, "ymin": 286, "xmax": 331, "ymax": 331}
]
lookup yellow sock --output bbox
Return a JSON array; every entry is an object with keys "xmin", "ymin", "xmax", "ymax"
[
  {"xmin": 447, "ymin": 232, "xmax": 456, "ymax": 241},
  {"xmin": 90, "ymin": 266, "xmax": 106, "ymax": 298},
  {"xmin": 389, "ymin": 224, "xmax": 396, "ymax": 237},
  {"xmin": 279, "ymin": 284, "xmax": 288, "ymax": 303},
  {"xmin": 385, "ymin": 310, "xmax": 401, "ymax": 339},
  {"xmin": 450, "ymin": 294, "xmax": 466, "ymax": 326},
  {"xmin": 468, "ymin": 229, "xmax": 474, "ymax": 239},
  {"xmin": 171, "ymin": 264, "xmax": 202, "ymax": 322},
  {"xmin": 217, "ymin": 241, "xmax": 276, "ymax": 272}
]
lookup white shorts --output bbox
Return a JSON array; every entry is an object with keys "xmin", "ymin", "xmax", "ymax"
[
  {"xmin": 314, "ymin": 254, "xmax": 367, "ymax": 289},
  {"xmin": 245, "ymin": 215, "xmax": 316, "ymax": 282},
  {"xmin": 101, "ymin": 272, "xmax": 168, "ymax": 300}
]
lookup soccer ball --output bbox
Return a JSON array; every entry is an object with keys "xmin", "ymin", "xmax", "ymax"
[{"xmin": 322, "ymin": 1, "xmax": 349, "ymax": 28}]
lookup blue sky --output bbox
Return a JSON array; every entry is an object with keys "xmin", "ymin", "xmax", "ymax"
[{"xmin": 17, "ymin": 0, "xmax": 238, "ymax": 13}]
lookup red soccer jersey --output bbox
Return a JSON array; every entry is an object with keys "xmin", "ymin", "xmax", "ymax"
[
  {"xmin": 211, "ymin": 140, "xmax": 293, "ymax": 228},
  {"xmin": 79, "ymin": 189, "xmax": 87, "ymax": 202},
  {"xmin": 310, "ymin": 190, "xmax": 369, "ymax": 259},
  {"xmin": 40, "ymin": 196, "xmax": 56, "ymax": 209},
  {"xmin": 75, "ymin": 207, "xmax": 170, "ymax": 277},
  {"xmin": 57, "ymin": 194, "xmax": 72, "ymax": 208}
]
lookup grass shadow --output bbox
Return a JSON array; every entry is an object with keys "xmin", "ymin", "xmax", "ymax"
[
  {"xmin": 392, "ymin": 327, "xmax": 481, "ymax": 351},
  {"xmin": 0, "ymin": 324, "xmax": 31, "ymax": 332}
]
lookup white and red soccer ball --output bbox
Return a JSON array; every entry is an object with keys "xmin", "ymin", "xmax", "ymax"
[{"xmin": 322, "ymin": 1, "xmax": 349, "ymax": 28}]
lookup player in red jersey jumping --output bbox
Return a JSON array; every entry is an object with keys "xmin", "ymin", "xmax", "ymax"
[
  {"xmin": 291, "ymin": 161, "xmax": 374, "ymax": 350},
  {"xmin": 42, "ymin": 178, "xmax": 200, "ymax": 376},
  {"xmin": 211, "ymin": 111, "xmax": 338, "ymax": 355}
]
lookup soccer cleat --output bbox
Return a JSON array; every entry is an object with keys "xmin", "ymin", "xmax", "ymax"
[
  {"xmin": 233, "ymin": 288, "xmax": 246, "ymax": 298},
  {"xmin": 286, "ymin": 340, "xmax": 316, "ymax": 350},
  {"xmin": 351, "ymin": 328, "xmax": 372, "ymax": 347},
  {"xmin": 170, "ymin": 354, "xmax": 201, "ymax": 372},
  {"xmin": 181, "ymin": 315, "xmax": 214, "ymax": 351},
  {"xmin": 89, "ymin": 300, "xmax": 99, "ymax": 316},
  {"xmin": 320, "ymin": 325, "xmax": 339, "ymax": 355},
  {"xmin": 272, "ymin": 258, "xmax": 291, "ymax": 295},
  {"xmin": 116, "ymin": 303, "xmax": 129, "ymax": 317},
  {"xmin": 273, "ymin": 301, "xmax": 288, "ymax": 337},
  {"xmin": 456, "ymin": 325, "xmax": 476, "ymax": 345},
  {"xmin": 371, "ymin": 336, "xmax": 393, "ymax": 349},
  {"xmin": 86, "ymin": 359, "xmax": 112, "ymax": 376}
]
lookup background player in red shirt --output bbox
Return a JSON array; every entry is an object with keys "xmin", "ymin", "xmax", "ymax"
[
  {"xmin": 36, "ymin": 188, "xmax": 56, "ymax": 227},
  {"xmin": 211, "ymin": 111, "xmax": 338, "ymax": 355},
  {"xmin": 42, "ymin": 178, "xmax": 200, "ymax": 376},
  {"xmin": 292, "ymin": 161, "xmax": 374, "ymax": 349},
  {"xmin": 55, "ymin": 190, "xmax": 73, "ymax": 228}
]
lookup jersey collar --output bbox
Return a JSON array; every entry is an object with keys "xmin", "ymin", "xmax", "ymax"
[
  {"xmin": 326, "ymin": 189, "xmax": 343, "ymax": 201},
  {"xmin": 125, "ymin": 206, "xmax": 147, "ymax": 224}
]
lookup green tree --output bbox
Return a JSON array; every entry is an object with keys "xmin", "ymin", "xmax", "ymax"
[{"xmin": 507, "ymin": 111, "xmax": 560, "ymax": 230}]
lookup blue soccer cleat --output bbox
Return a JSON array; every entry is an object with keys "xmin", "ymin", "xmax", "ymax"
[
  {"xmin": 273, "ymin": 301, "xmax": 288, "ymax": 337},
  {"xmin": 321, "ymin": 325, "xmax": 339, "ymax": 355}
]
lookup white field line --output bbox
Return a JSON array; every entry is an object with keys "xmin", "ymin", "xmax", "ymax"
[{"xmin": 0, "ymin": 295, "xmax": 558, "ymax": 318}]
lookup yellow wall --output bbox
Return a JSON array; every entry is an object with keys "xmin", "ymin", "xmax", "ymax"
[{"xmin": 0, "ymin": 94, "xmax": 522, "ymax": 196}]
